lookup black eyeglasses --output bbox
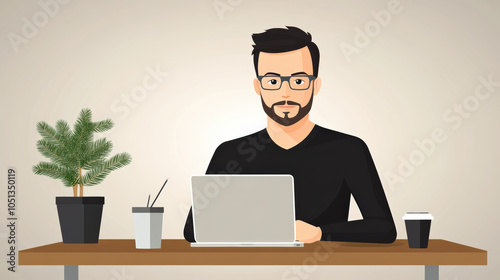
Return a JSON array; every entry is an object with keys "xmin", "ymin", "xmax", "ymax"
[{"xmin": 257, "ymin": 75, "xmax": 316, "ymax": 90}]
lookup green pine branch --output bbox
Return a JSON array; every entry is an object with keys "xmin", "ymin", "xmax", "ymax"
[
  {"xmin": 33, "ymin": 162, "xmax": 78, "ymax": 187},
  {"xmin": 93, "ymin": 119, "xmax": 114, "ymax": 133},
  {"xmin": 37, "ymin": 121, "xmax": 68, "ymax": 149},
  {"xmin": 36, "ymin": 139, "xmax": 68, "ymax": 166},
  {"xmin": 55, "ymin": 120, "xmax": 72, "ymax": 147},
  {"xmin": 72, "ymin": 109, "xmax": 95, "ymax": 154},
  {"xmin": 83, "ymin": 153, "xmax": 132, "ymax": 186},
  {"xmin": 33, "ymin": 161, "xmax": 64, "ymax": 179},
  {"xmin": 80, "ymin": 138, "xmax": 112, "ymax": 170}
]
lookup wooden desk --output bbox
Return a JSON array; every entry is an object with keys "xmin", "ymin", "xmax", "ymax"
[{"xmin": 19, "ymin": 239, "xmax": 487, "ymax": 280}]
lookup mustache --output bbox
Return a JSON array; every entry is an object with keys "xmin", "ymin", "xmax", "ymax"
[{"xmin": 272, "ymin": 100, "xmax": 301, "ymax": 107}]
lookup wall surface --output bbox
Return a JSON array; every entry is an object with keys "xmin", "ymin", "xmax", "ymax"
[{"xmin": 1, "ymin": 0, "xmax": 498, "ymax": 279}]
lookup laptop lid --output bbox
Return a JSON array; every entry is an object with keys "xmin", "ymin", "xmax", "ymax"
[{"xmin": 191, "ymin": 174, "xmax": 296, "ymax": 243}]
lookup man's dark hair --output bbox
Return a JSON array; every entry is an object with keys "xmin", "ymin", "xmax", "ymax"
[{"xmin": 251, "ymin": 26, "xmax": 320, "ymax": 77}]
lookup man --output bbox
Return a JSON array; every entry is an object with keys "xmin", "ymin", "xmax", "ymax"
[{"xmin": 183, "ymin": 26, "xmax": 396, "ymax": 243}]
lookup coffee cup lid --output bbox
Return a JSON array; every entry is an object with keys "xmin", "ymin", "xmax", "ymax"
[
  {"xmin": 402, "ymin": 212, "xmax": 433, "ymax": 220},
  {"xmin": 132, "ymin": 207, "xmax": 164, "ymax": 213}
]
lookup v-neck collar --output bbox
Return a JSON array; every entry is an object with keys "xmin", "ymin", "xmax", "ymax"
[{"xmin": 264, "ymin": 124, "xmax": 319, "ymax": 152}]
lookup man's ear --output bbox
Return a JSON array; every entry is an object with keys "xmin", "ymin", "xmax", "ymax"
[
  {"xmin": 253, "ymin": 78, "xmax": 261, "ymax": 96},
  {"xmin": 313, "ymin": 77, "xmax": 321, "ymax": 96}
]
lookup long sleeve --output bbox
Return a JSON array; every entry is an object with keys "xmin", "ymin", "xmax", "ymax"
[
  {"xmin": 183, "ymin": 207, "xmax": 196, "ymax": 242},
  {"xmin": 318, "ymin": 138, "xmax": 397, "ymax": 243}
]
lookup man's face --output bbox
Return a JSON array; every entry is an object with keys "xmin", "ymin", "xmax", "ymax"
[{"xmin": 253, "ymin": 47, "xmax": 321, "ymax": 126}]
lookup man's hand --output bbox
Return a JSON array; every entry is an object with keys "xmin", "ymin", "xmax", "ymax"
[{"xmin": 295, "ymin": 220, "xmax": 322, "ymax": 243}]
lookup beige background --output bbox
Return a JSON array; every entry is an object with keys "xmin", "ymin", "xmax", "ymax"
[{"xmin": 1, "ymin": 0, "xmax": 499, "ymax": 279}]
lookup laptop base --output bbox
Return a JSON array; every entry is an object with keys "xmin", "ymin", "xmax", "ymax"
[{"xmin": 191, "ymin": 242, "xmax": 304, "ymax": 247}]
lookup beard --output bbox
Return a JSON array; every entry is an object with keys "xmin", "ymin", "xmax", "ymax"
[{"xmin": 260, "ymin": 88, "xmax": 314, "ymax": 127}]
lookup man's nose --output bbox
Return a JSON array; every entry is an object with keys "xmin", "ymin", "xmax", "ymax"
[{"xmin": 280, "ymin": 81, "xmax": 292, "ymax": 98}]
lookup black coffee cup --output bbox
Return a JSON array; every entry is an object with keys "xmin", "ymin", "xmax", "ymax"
[{"xmin": 403, "ymin": 212, "xmax": 433, "ymax": 248}]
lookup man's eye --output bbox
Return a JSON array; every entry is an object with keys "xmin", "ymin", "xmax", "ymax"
[
  {"xmin": 294, "ymin": 79, "xmax": 304, "ymax": 85},
  {"xmin": 268, "ymin": 79, "xmax": 278, "ymax": 85}
]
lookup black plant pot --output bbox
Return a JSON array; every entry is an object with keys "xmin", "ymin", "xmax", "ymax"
[{"xmin": 55, "ymin": 197, "xmax": 104, "ymax": 243}]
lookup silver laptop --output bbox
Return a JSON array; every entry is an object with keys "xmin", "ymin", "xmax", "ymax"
[{"xmin": 190, "ymin": 174, "xmax": 303, "ymax": 247}]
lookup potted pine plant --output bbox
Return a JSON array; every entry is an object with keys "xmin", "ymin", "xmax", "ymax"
[{"xmin": 32, "ymin": 108, "xmax": 132, "ymax": 243}]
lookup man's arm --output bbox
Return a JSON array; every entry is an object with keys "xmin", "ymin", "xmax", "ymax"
[
  {"xmin": 183, "ymin": 207, "xmax": 196, "ymax": 242},
  {"xmin": 318, "ymin": 137, "xmax": 397, "ymax": 243}
]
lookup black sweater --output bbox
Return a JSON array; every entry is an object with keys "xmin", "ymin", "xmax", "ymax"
[{"xmin": 183, "ymin": 125, "xmax": 397, "ymax": 243}]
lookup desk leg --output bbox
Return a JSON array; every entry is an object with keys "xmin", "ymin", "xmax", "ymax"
[
  {"xmin": 425, "ymin": 265, "xmax": 439, "ymax": 280},
  {"xmin": 64, "ymin": 265, "xmax": 79, "ymax": 280}
]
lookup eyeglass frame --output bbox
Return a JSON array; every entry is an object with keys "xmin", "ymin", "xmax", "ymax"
[{"xmin": 257, "ymin": 75, "xmax": 317, "ymax": 91}]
